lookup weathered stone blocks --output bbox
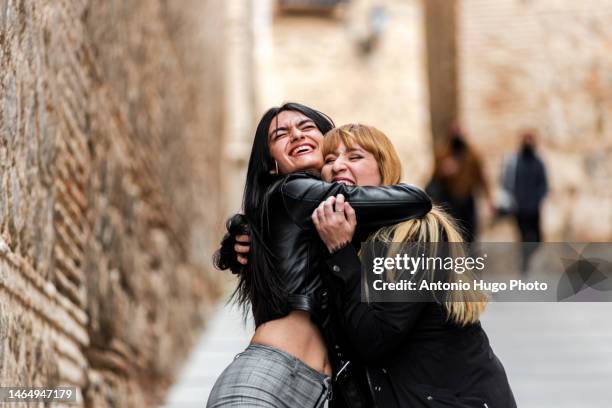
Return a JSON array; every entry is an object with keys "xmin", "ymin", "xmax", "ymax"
[{"xmin": 1, "ymin": 0, "xmax": 224, "ymax": 406}]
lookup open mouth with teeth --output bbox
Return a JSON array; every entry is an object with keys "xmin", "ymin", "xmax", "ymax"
[
  {"xmin": 333, "ymin": 178, "xmax": 355, "ymax": 185},
  {"xmin": 289, "ymin": 144, "xmax": 316, "ymax": 157}
]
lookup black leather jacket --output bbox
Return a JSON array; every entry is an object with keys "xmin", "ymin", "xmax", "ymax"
[
  {"xmin": 256, "ymin": 172, "xmax": 432, "ymax": 326},
  {"xmin": 325, "ymin": 245, "xmax": 517, "ymax": 408}
]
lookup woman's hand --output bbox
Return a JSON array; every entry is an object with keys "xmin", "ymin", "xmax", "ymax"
[
  {"xmin": 235, "ymin": 234, "xmax": 250, "ymax": 265},
  {"xmin": 311, "ymin": 194, "xmax": 357, "ymax": 253}
]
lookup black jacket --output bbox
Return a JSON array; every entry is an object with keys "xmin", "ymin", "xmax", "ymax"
[
  {"xmin": 256, "ymin": 172, "xmax": 432, "ymax": 327},
  {"xmin": 326, "ymin": 245, "xmax": 517, "ymax": 408},
  {"xmin": 514, "ymin": 151, "xmax": 548, "ymax": 215}
]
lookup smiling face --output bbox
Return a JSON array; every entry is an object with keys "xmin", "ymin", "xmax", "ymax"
[
  {"xmin": 268, "ymin": 110, "xmax": 325, "ymax": 174},
  {"xmin": 321, "ymin": 141, "xmax": 382, "ymax": 186}
]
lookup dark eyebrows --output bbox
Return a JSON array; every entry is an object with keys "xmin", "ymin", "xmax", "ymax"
[
  {"xmin": 269, "ymin": 119, "xmax": 316, "ymax": 139},
  {"xmin": 297, "ymin": 119, "xmax": 315, "ymax": 127},
  {"xmin": 269, "ymin": 126, "xmax": 287, "ymax": 139}
]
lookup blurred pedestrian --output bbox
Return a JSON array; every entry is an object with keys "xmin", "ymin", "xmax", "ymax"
[
  {"xmin": 427, "ymin": 122, "xmax": 493, "ymax": 241},
  {"xmin": 500, "ymin": 130, "xmax": 548, "ymax": 273}
]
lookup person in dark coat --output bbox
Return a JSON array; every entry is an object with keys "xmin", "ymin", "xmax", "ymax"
[
  {"xmin": 428, "ymin": 123, "xmax": 493, "ymax": 242},
  {"xmin": 500, "ymin": 130, "xmax": 548, "ymax": 272}
]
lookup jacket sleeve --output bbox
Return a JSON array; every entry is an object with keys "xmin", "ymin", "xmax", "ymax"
[
  {"xmin": 281, "ymin": 173, "xmax": 432, "ymax": 229},
  {"xmin": 325, "ymin": 244, "xmax": 426, "ymax": 364}
]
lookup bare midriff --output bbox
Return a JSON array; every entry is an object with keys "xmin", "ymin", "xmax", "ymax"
[{"xmin": 251, "ymin": 310, "xmax": 332, "ymax": 376}]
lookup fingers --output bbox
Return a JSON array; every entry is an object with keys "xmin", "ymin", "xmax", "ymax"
[
  {"xmin": 235, "ymin": 243, "xmax": 249, "ymax": 254},
  {"xmin": 313, "ymin": 198, "xmax": 334, "ymax": 232},
  {"xmin": 323, "ymin": 196, "xmax": 335, "ymax": 218},
  {"xmin": 335, "ymin": 194, "xmax": 345, "ymax": 213},
  {"xmin": 312, "ymin": 201, "xmax": 326, "ymax": 229},
  {"xmin": 314, "ymin": 196, "xmax": 347, "ymax": 229},
  {"xmin": 235, "ymin": 233, "xmax": 250, "ymax": 254},
  {"xmin": 236, "ymin": 234, "xmax": 250, "ymax": 244},
  {"xmin": 317, "ymin": 201, "xmax": 327, "ymax": 225},
  {"xmin": 235, "ymin": 234, "xmax": 250, "ymax": 265},
  {"xmin": 345, "ymin": 202, "xmax": 356, "ymax": 226}
]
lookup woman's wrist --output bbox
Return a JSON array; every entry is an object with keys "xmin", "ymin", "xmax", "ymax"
[{"xmin": 328, "ymin": 239, "xmax": 351, "ymax": 254}]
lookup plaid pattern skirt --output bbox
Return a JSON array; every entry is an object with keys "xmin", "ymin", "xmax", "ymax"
[{"xmin": 207, "ymin": 343, "xmax": 331, "ymax": 407}]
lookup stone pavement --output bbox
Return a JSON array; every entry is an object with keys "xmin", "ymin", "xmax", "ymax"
[
  {"xmin": 164, "ymin": 302, "xmax": 612, "ymax": 407},
  {"xmin": 163, "ymin": 302, "xmax": 253, "ymax": 408},
  {"xmin": 481, "ymin": 302, "xmax": 612, "ymax": 408}
]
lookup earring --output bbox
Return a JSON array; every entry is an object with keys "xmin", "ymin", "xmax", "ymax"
[{"xmin": 270, "ymin": 160, "xmax": 279, "ymax": 175}]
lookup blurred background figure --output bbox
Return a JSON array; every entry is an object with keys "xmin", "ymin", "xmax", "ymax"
[
  {"xmin": 427, "ymin": 122, "xmax": 493, "ymax": 242},
  {"xmin": 499, "ymin": 130, "xmax": 548, "ymax": 272}
]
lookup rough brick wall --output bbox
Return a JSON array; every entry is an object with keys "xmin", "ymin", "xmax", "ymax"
[
  {"xmin": 0, "ymin": 0, "xmax": 224, "ymax": 406},
  {"xmin": 458, "ymin": 0, "xmax": 612, "ymax": 240}
]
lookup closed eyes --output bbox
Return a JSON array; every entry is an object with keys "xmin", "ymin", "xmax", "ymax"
[{"xmin": 324, "ymin": 156, "xmax": 337, "ymax": 164}]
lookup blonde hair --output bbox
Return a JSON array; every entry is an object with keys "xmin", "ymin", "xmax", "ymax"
[
  {"xmin": 323, "ymin": 124, "xmax": 401, "ymax": 184},
  {"xmin": 324, "ymin": 124, "xmax": 488, "ymax": 326},
  {"xmin": 367, "ymin": 206, "xmax": 488, "ymax": 326}
]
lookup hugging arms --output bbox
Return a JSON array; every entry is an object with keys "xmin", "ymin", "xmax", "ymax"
[
  {"xmin": 207, "ymin": 105, "xmax": 432, "ymax": 408},
  {"xmin": 219, "ymin": 119, "xmax": 515, "ymax": 408}
]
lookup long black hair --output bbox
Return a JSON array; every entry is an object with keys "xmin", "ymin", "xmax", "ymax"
[{"xmin": 214, "ymin": 103, "xmax": 334, "ymax": 325}]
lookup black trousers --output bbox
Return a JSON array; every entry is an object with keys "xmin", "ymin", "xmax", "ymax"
[{"xmin": 515, "ymin": 211, "xmax": 541, "ymax": 273}]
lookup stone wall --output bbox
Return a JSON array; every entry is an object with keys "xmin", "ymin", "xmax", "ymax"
[
  {"xmin": 423, "ymin": 0, "xmax": 458, "ymax": 146},
  {"xmin": 0, "ymin": 0, "xmax": 224, "ymax": 406},
  {"xmin": 457, "ymin": 0, "xmax": 612, "ymax": 240}
]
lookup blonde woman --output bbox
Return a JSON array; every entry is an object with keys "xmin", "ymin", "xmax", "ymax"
[{"xmin": 312, "ymin": 124, "xmax": 516, "ymax": 408}]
